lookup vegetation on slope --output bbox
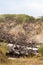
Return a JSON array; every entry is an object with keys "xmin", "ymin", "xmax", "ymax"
[
  {"xmin": 0, "ymin": 14, "xmax": 35, "ymax": 23},
  {"xmin": 0, "ymin": 14, "xmax": 43, "ymax": 65}
]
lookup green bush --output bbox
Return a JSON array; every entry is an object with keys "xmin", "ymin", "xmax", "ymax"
[
  {"xmin": 38, "ymin": 46, "xmax": 43, "ymax": 56},
  {"xmin": 14, "ymin": 14, "xmax": 35, "ymax": 23}
]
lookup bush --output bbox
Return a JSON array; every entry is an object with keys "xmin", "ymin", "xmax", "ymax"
[{"xmin": 38, "ymin": 46, "xmax": 43, "ymax": 56}]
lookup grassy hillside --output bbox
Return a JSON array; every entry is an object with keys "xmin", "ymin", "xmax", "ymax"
[{"xmin": 0, "ymin": 14, "xmax": 35, "ymax": 23}]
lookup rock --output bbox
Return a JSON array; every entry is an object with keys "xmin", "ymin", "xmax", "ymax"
[{"xmin": 6, "ymin": 43, "xmax": 39, "ymax": 57}]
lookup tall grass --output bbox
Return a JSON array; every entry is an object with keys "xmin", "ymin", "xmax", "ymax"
[{"xmin": 0, "ymin": 42, "xmax": 9, "ymax": 63}]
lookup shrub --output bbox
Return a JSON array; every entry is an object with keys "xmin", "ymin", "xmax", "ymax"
[{"xmin": 38, "ymin": 45, "xmax": 43, "ymax": 56}]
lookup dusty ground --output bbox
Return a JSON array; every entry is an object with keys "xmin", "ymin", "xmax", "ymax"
[{"xmin": 0, "ymin": 57, "xmax": 43, "ymax": 65}]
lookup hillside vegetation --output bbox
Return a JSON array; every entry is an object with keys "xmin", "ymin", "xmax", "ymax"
[
  {"xmin": 0, "ymin": 14, "xmax": 43, "ymax": 54},
  {"xmin": 0, "ymin": 14, "xmax": 35, "ymax": 23},
  {"xmin": 0, "ymin": 14, "xmax": 43, "ymax": 65},
  {"xmin": 0, "ymin": 14, "xmax": 43, "ymax": 43}
]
